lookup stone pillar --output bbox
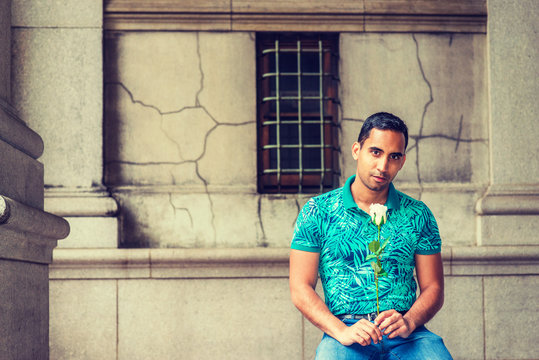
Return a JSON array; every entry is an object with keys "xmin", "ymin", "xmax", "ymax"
[
  {"xmin": 476, "ymin": 0, "xmax": 539, "ymax": 245},
  {"xmin": 0, "ymin": 1, "xmax": 70, "ymax": 358},
  {"xmin": 11, "ymin": 0, "xmax": 118, "ymax": 248}
]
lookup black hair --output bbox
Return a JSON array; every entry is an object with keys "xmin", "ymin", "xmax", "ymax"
[{"xmin": 357, "ymin": 112, "xmax": 408, "ymax": 151}]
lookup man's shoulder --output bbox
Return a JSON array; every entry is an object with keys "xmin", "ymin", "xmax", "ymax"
[
  {"xmin": 308, "ymin": 186, "xmax": 344, "ymax": 210},
  {"xmin": 393, "ymin": 187, "xmax": 434, "ymax": 216}
]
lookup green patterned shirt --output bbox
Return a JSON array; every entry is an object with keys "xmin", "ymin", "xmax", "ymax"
[{"xmin": 291, "ymin": 175, "xmax": 441, "ymax": 315}]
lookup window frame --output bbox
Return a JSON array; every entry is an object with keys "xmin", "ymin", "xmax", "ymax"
[{"xmin": 256, "ymin": 33, "xmax": 341, "ymax": 194}]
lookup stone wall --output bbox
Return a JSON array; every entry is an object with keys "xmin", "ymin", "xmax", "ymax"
[
  {"xmin": 7, "ymin": 0, "xmax": 538, "ymax": 359},
  {"xmin": 103, "ymin": 31, "xmax": 487, "ymax": 249}
]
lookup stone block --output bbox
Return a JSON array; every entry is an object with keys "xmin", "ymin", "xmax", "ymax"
[
  {"xmin": 116, "ymin": 191, "xmax": 305, "ymax": 248},
  {"xmin": 427, "ymin": 276, "xmax": 484, "ymax": 360},
  {"xmin": 259, "ymin": 195, "xmax": 308, "ymax": 248},
  {"xmin": 56, "ymin": 217, "xmax": 118, "ymax": 248},
  {"xmin": 117, "ymin": 278, "xmax": 302, "ymax": 360},
  {"xmin": 116, "ymin": 191, "xmax": 215, "ymax": 248},
  {"xmin": 0, "ymin": 260, "xmax": 49, "ymax": 360},
  {"xmin": 104, "ymin": 32, "xmax": 200, "ymax": 113},
  {"xmin": 484, "ymin": 276, "xmax": 539, "ymax": 359},
  {"xmin": 340, "ymin": 32, "xmax": 488, "ymax": 185},
  {"xmin": 12, "ymin": 0, "xmax": 102, "ymax": 28},
  {"xmin": 420, "ymin": 190, "xmax": 478, "ymax": 246},
  {"xmin": 197, "ymin": 121, "xmax": 257, "ymax": 187},
  {"xmin": 11, "ymin": 28, "xmax": 102, "ymax": 188},
  {"xmin": 105, "ymin": 32, "xmax": 257, "ymax": 188},
  {"xmin": 197, "ymin": 32, "xmax": 256, "ymax": 125},
  {"xmin": 479, "ymin": 215, "xmax": 539, "ymax": 246},
  {"xmin": 488, "ymin": 0, "xmax": 539, "ymax": 185},
  {"xmin": 49, "ymin": 280, "xmax": 117, "ymax": 360}
]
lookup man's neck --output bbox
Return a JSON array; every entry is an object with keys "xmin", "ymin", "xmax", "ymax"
[{"xmin": 351, "ymin": 179, "xmax": 389, "ymax": 213}]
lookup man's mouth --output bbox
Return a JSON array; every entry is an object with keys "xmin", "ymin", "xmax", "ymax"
[{"xmin": 372, "ymin": 175, "xmax": 387, "ymax": 183}]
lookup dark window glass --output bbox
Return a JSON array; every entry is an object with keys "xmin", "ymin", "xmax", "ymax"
[{"xmin": 257, "ymin": 33, "xmax": 340, "ymax": 193}]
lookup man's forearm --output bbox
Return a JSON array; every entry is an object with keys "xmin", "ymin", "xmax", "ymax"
[
  {"xmin": 291, "ymin": 283, "xmax": 347, "ymax": 340},
  {"xmin": 403, "ymin": 283, "xmax": 444, "ymax": 331}
]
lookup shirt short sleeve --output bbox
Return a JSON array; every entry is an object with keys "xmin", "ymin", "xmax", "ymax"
[
  {"xmin": 291, "ymin": 198, "xmax": 321, "ymax": 252},
  {"xmin": 415, "ymin": 205, "xmax": 442, "ymax": 255}
]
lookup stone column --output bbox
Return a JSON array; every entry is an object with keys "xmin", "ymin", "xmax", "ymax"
[
  {"xmin": 11, "ymin": 0, "xmax": 118, "ymax": 248},
  {"xmin": 1, "ymin": 1, "xmax": 70, "ymax": 358},
  {"xmin": 476, "ymin": 0, "xmax": 539, "ymax": 245}
]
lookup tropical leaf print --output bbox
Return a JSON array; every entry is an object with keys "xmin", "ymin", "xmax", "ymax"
[{"xmin": 291, "ymin": 180, "xmax": 441, "ymax": 315}]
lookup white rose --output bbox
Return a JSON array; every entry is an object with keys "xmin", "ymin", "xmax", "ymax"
[{"xmin": 369, "ymin": 203, "xmax": 387, "ymax": 226}]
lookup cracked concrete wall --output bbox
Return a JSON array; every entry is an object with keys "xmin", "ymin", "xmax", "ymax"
[
  {"xmin": 341, "ymin": 33, "xmax": 488, "ymax": 246},
  {"xmin": 105, "ymin": 31, "xmax": 487, "ymax": 248}
]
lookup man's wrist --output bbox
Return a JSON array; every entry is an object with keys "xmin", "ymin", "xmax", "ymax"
[{"xmin": 402, "ymin": 313, "xmax": 417, "ymax": 333}]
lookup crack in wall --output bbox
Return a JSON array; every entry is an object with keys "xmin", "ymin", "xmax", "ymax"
[
  {"xmin": 256, "ymin": 196, "xmax": 268, "ymax": 247},
  {"xmin": 455, "ymin": 115, "xmax": 464, "ymax": 152},
  {"xmin": 413, "ymin": 34, "xmax": 433, "ymax": 200},
  {"xmin": 168, "ymin": 193, "xmax": 194, "ymax": 228},
  {"xmin": 106, "ymin": 33, "xmax": 256, "ymax": 247}
]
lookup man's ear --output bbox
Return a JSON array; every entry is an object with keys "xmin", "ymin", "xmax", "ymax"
[{"xmin": 351, "ymin": 142, "xmax": 360, "ymax": 160}]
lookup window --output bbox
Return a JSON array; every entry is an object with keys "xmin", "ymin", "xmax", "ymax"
[{"xmin": 257, "ymin": 33, "xmax": 340, "ymax": 194}]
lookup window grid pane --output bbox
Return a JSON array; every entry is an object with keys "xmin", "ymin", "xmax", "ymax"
[{"xmin": 257, "ymin": 33, "xmax": 340, "ymax": 194}]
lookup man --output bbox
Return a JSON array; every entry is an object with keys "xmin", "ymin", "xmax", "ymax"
[{"xmin": 290, "ymin": 112, "xmax": 453, "ymax": 359}]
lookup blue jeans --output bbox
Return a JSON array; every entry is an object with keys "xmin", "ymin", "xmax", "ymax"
[{"xmin": 315, "ymin": 319, "xmax": 453, "ymax": 360}]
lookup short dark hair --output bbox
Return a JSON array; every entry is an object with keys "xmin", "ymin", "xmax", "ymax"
[{"xmin": 357, "ymin": 112, "xmax": 408, "ymax": 151}]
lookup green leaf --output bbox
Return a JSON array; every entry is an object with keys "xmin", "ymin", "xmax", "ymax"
[
  {"xmin": 379, "ymin": 270, "xmax": 388, "ymax": 277},
  {"xmin": 365, "ymin": 254, "xmax": 377, "ymax": 261},
  {"xmin": 368, "ymin": 240, "xmax": 380, "ymax": 253}
]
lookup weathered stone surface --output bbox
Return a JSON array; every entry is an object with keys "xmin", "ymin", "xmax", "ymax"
[
  {"xmin": 484, "ymin": 276, "xmax": 539, "ymax": 359},
  {"xmin": 340, "ymin": 32, "xmax": 488, "ymax": 186},
  {"xmin": 12, "ymin": 0, "xmax": 102, "ymax": 28},
  {"xmin": 488, "ymin": 0, "xmax": 539, "ymax": 185},
  {"xmin": 198, "ymin": 122, "xmax": 257, "ymax": 187},
  {"xmin": 117, "ymin": 278, "xmax": 301, "ymax": 360},
  {"xmin": 49, "ymin": 280, "xmax": 117, "ymax": 360},
  {"xmin": 421, "ymin": 190, "xmax": 478, "ymax": 246},
  {"xmin": 0, "ymin": 260, "xmax": 49, "ymax": 360},
  {"xmin": 56, "ymin": 217, "xmax": 118, "ymax": 248},
  {"xmin": 428, "ymin": 276, "xmax": 484, "ymax": 360},
  {"xmin": 198, "ymin": 32, "xmax": 256, "ymax": 125},
  {"xmin": 105, "ymin": 32, "xmax": 200, "ymax": 113},
  {"xmin": 11, "ymin": 27, "xmax": 102, "ymax": 188}
]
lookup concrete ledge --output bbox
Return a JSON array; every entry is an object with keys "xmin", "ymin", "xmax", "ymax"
[
  {"xmin": 50, "ymin": 245, "xmax": 539, "ymax": 280},
  {"xmin": 0, "ymin": 195, "xmax": 70, "ymax": 263},
  {"xmin": 104, "ymin": 0, "xmax": 486, "ymax": 33},
  {"xmin": 0, "ymin": 195, "xmax": 69, "ymax": 239}
]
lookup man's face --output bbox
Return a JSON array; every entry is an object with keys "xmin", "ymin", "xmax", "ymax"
[{"xmin": 352, "ymin": 128, "xmax": 406, "ymax": 192}]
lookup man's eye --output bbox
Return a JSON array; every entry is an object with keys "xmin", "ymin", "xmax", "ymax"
[
  {"xmin": 390, "ymin": 154, "xmax": 401, "ymax": 160},
  {"xmin": 372, "ymin": 150, "xmax": 380, "ymax": 156}
]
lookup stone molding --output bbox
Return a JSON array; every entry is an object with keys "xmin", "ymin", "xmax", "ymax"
[
  {"xmin": 0, "ymin": 195, "xmax": 70, "ymax": 263},
  {"xmin": 0, "ymin": 98, "xmax": 43, "ymax": 159},
  {"xmin": 50, "ymin": 245, "xmax": 539, "ymax": 280},
  {"xmin": 104, "ymin": 0, "xmax": 486, "ymax": 33},
  {"xmin": 44, "ymin": 189, "xmax": 118, "ymax": 217},
  {"xmin": 476, "ymin": 184, "xmax": 539, "ymax": 215}
]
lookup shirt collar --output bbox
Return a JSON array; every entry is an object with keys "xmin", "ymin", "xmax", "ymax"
[{"xmin": 343, "ymin": 175, "xmax": 401, "ymax": 211}]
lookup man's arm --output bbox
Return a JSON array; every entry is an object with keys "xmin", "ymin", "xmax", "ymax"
[
  {"xmin": 376, "ymin": 252, "xmax": 445, "ymax": 338},
  {"xmin": 289, "ymin": 249, "xmax": 382, "ymax": 346}
]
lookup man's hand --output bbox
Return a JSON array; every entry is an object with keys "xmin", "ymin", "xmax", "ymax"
[
  {"xmin": 375, "ymin": 309, "xmax": 416, "ymax": 339},
  {"xmin": 336, "ymin": 319, "xmax": 383, "ymax": 346}
]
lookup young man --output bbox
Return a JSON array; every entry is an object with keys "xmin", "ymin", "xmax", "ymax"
[{"xmin": 290, "ymin": 112, "xmax": 453, "ymax": 359}]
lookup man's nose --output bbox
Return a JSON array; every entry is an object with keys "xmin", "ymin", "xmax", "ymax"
[{"xmin": 377, "ymin": 156, "xmax": 389, "ymax": 172}]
